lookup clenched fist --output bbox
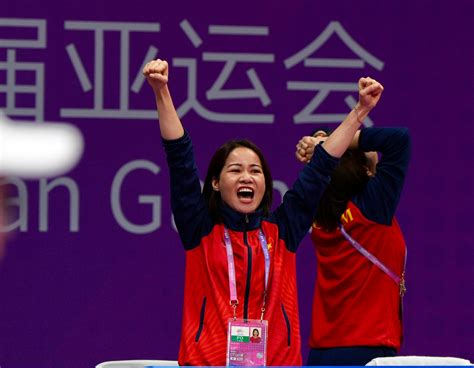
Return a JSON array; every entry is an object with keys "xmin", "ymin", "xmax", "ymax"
[
  {"xmin": 358, "ymin": 77, "xmax": 384, "ymax": 111},
  {"xmin": 143, "ymin": 59, "xmax": 169, "ymax": 92},
  {"xmin": 295, "ymin": 130, "xmax": 328, "ymax": 163}
]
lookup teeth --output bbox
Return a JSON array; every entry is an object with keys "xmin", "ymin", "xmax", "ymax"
[
  {"xmin": 238, "ymin": 188, "xmax": 253, "ymax": 193},
  {"xmin": 237, "ymin": 188, "xmax": 254, "ymax": 199}
]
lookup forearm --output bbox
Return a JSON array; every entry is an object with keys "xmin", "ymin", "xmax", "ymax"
[
  {"xmin": 322, "ymin": 104, "xmax": 369, "ymax": 158},
  {"xmin": 154, "ymin": 85, "xmax": 184, "ymax": 140},
  {"xmin": 354, "ymin": 128, "xmax": 411, "ymax": 224},
  {"xmin": 276, "ymin": 144, "xmax": 339, "ymax": 251},
  {"xmin": 359, "ymin": 127, "xmax": 410, "ymax": 156}
]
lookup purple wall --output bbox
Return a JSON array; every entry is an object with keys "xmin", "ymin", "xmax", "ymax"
[{"xmin": 1, "ymin": 1, "xmax": 473, "ymax": 367}]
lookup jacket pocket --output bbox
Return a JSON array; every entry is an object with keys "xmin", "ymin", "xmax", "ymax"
[
  {"xmin": 195, "ymin": 296, "xmax": 207, "ymax": 342},
  {"xmin": 281, "ymin": 302, "xmax": 291, "ymax": 347}
]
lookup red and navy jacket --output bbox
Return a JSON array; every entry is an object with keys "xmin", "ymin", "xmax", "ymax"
[
  {"xmin": 163, "ymin": 131, "xmax": 339, "ymax": 366},
  {"xmin": 310, "ymin": 127, "xmax": 411, "ymax": 351}
]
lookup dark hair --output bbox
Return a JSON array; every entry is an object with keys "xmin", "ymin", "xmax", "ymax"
[
  {"xmin": 202, "ymin": 139, "xmax": 273, "ymax": 222},
  {"xmin": 252, "ymin": 328, "xmax": 259, "ymax": 336},
  {"xmin": 315, "ymin": 149, "xmax": 370, "ymax": 231}
]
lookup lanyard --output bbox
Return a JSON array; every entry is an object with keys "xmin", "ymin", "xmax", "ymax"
[
  {"xmin": 224, "ymin": 227, "xmax": 270, "ymax": 321},
  {"xmin": 339, "ymin": 225, "xmax": 407, "ymax": 297}
]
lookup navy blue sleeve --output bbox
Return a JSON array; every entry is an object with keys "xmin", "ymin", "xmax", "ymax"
[
  {"xmin": 272, "ymin": 144, "xmax": 340, "ymax": 252},
  {"xmin": 353, "ymin": 127, "xmax": 411, "ymax": 225},
  {"xmin": 162, "ymin": 131, "xmax": 212, "ymax": 250}
]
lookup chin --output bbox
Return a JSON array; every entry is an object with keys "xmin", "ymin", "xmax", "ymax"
[
  {"xmin": 237, "ymin": 208, "xmax": 255, "ymax": 214},
  {"xmin": 234, "ymin": 205, "xmax": 258, "ymax": 214}
]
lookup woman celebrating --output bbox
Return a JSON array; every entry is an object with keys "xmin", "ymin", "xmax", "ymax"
[
  {"xmin": 296, "ymin": 124, "xmax": 410, "ymax": 365},
  {"xmin": 143, "ymin": 59, "xmax": 384, "ymax": 366}
]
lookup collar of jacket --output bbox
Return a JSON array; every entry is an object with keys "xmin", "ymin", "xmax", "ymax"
[{"xmin": 219, "ymin": 203, "xmax": 263, "ymax": 232}]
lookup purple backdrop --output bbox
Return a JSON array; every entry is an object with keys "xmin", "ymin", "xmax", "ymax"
[{"xmin": 1, "ymin": 1, "xmax": 473, "ymax": 367}]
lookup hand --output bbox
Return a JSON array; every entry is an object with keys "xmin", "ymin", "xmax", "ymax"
[
  {"xmin": 295, "ymin": 131, "xmax": 328, "ymax": 163},
  {"xmin": 143, "ymin": 59, "xmax": 169, "ymax": 92},
  {"xmin": 358, "ymin": 77, "xmax": 384, "ymax": 111}
]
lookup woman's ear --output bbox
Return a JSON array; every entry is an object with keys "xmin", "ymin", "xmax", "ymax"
[
  {"xmin": 211, "ymin": 177, "xmax": 220, "ymax": 191},
  {"xmin": 364, "ymin": 151, "xmax": 378, "ymax": 177},
  {"xmin": 364, "ymin": 165, "xmax": 375, "ymax": 178}
]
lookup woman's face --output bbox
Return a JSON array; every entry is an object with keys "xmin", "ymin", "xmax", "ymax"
[
  {"xmin": 253, "ymin": 330, "xmax": 259, "ymax": 337},
  {"xmin": 212, "ymin": 147, "xmax": 266, "ymax": 214}
]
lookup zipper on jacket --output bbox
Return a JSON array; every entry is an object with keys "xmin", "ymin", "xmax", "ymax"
[
  {"xmin": 195, "ymin": 296, "xmax": 207, "ymax": 342},
  {"xmin": 281, "ymin": 303, "xmax": 291, "ymax": 346},
  {"xmin": 243, "ymin": 215, "xmax": 252, "ymax": 320}
]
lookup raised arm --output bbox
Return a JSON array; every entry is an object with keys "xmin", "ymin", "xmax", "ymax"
[
  {"xmin": 274, "ymin": 78, "xmax": 384, "ymax": 250},
  {"xmin": 143, "ymin": 59, "xmax": 184, "ymax": 140},
  {"xmin": 354, "ymin": 127, "xmax": 411, "ymax": 224},
  {"xmin": 143, "ymin": 59, "xmax": 210, "ymax": 249},
  {"xmin": 296, "ymin": 77, "xmax": 384, "ymax": 162}
]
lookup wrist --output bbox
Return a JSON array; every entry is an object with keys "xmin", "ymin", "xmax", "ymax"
[
  {"xmin": 154, "ymin": 84, "xmax": 170, "ymax": 100},
  {"xmin": 353, "ymin": 103, "xmax": 371, "ymax": 124}
]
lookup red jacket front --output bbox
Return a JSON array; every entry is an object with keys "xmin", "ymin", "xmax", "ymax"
[{"xmin": 163, "ymin": 131, "xmax": 338, "ymax": 365}]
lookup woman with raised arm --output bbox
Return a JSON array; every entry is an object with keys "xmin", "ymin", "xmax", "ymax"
[
  {"xmin": 143, "ymin": 58, "xmax": 383, "ymax": 366},
  {"xmin": 296, "ymin": 119, "xmax": 410, "ymax": 366}
]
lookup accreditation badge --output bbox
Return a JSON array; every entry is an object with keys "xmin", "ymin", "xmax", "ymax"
[{"xmin": 226, "ymin": 318, "xmax": 268, "ymax": 366}]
